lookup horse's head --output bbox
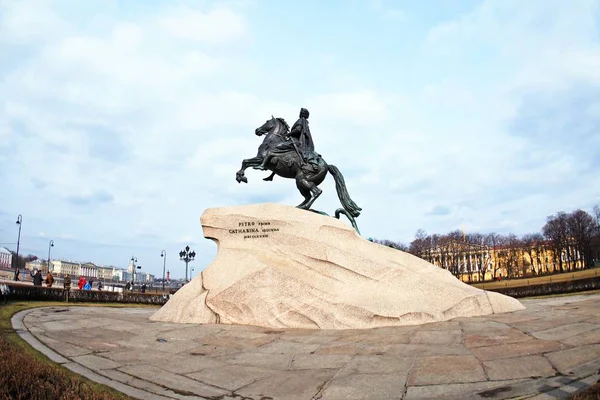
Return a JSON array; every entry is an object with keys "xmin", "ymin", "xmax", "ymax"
[
  {"xmin": 255, "ymin": 115, "xmax": 290, "ymax": 137},
  {"xmin": 255, "ymin": 116, "xmax": 277, "ymax": 136}
]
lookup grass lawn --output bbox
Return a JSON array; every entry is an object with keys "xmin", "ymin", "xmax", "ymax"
[{"xmin": 0, "ymin": 301, "xmax": 158, "ymax": 400}]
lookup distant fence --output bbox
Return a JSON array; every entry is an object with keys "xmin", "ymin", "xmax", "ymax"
[
  {"xmin": 0, "ymin": 282, "xmax": 169, "ymax": 305},
  {"xmin": 0, "ymin": 268, "xmax": 180, "ymax": 295},
  {"xmin": 484, "ymin": 276, "xmax": 600, "ymax": 298},
  {"xmin": 472, "ymin": 268, "xmax": 600, "ymax": 290},
  {"xmin": 0, "ymin": 268, "xmax": 19, "ymax": 281}
]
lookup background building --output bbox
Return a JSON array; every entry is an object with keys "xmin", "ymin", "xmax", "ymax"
[
  {"xmin": 414, "ymin": 238, "xmax": 584, "ymax": 282},
  {"xmin": 80, "ymin": 262, "xmax": 98, "ymax": 279},
  {"xmin": 137, "ymin": 272, "xmax": 155, "ymax": 283},
  {"xmin": 51, "ymin": 260, "xmax": 81, "ymax": 277},
  {"xmin": 0, "ymin": 247, "xmax": 12, "ymax": 269},
  {"xmin": 25, "ymin": 259, "xmax": 45, "ymax": 272},
  {"xmin": 97, "ymin": 266, "xmax": 116, "ymax": 280}
]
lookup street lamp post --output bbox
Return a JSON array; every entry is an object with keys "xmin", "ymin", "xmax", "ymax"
[
  {"xmin": 160, "ymin": 250, "xmax": 167, "ymax": 292},
  {"xmin": 135, "ymin": 266, "xmax": 142, "ymax": 289},
  {"xmin": 47, "ymin": 240, "xmax": 54, "ymax": 274},
  {"xmin": 179, "ymin": 246, "xmax": 196, "ymax": 282},
  {"xmin": 14, "ymin": 214, "xmax": 22, "ymax": 280},
  {"xmin": 130, "ymin": 256, "xmax": 137, "ymax": 287}
]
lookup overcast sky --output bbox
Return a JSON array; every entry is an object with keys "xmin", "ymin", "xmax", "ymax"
[{"xmin": 1, "ymin": 0, "xmax": 599, "ymax": 279}]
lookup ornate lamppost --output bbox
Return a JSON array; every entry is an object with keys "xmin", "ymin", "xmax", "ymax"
[
  {"xmin": 160, "ymin": 250, "xmax": 167, "ymax": 292},
  {"xmin": 14, "ymin": 214, "xmax": 22, "ymax": 280},
  {"xmin": 130, "ymin": 256, "xmax": 137, "ymax": 287},
  {"xmin": 47, "ymin": 240, "xmax": 54, "ymax": 274},
  {"xmin": 179, "ymin": 246, "xmax": 195, "ymax": 282}
]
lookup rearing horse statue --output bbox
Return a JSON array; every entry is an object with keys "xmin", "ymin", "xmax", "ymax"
[{"xmin": 235, "ymin": 116, "xmax": 362, "ymax": 230}]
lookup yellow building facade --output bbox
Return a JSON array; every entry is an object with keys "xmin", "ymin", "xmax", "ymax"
[
  {"xmin": 50, "ymin": 260, "xmax": 81, "ymax": 276},
  {"xmin": 97, "ymin": 266, "xmax": 117, "ymax": 280},
  {"xmin": 419, "ymin": 240, "xmax": 585, "ymax": 282}
]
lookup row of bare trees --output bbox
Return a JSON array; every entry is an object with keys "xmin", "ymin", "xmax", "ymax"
[
  {"xmin": 8, "ymin": 253, "xmax": 38, "ymax": 270},
  {"xmin": 542, "ymin": 208, "xmax": 599, "ymax": 274},
  {"xmin": 373, "ymin": 206, "xmax": 600, "ymax": 281}
]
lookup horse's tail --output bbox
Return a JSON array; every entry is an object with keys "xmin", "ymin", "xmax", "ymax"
[{"xmin": 327, "ymin": 165, "xmax": 362, "ymax": 218}]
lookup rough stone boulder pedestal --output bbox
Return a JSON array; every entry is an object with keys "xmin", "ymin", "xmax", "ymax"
[{"xmin": 150, "ymin": 203, "xmax": 525, "ymax": 329}]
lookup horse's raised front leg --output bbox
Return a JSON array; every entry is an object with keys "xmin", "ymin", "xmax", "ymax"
[{"xmin": 236, "ymin": 156, "xmax": 262, "ymax": 183}]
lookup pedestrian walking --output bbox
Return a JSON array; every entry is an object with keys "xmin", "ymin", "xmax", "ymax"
[
  {"xmin": 33, "ymin": 270, "xmax": 43, "ymax": 286},
  {"xmin": 63, "ymin": 274, "xmax": 72, "ymax": 302},
  {"xmin": 45, "ymin": 272, "xmax": 54, "ymax": 287}
]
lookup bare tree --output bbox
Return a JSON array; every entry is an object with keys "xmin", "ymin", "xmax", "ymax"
[
  {"xmin": 593, "ymin": 205, "xmax": 600, "ymax": 266},
  {"xmin": 522, "ymin": 233, "xmax": 544, "ymax": 275},
  {"xmin": 485, "ymin": 232, "xmax": 502, "ymax": 279},
  {"xmin": 437, "ymin": 234, "xmax": 451, "ymax": 274},
  {"xmin": 475, "ymin": 243, "xmax": 492, "ymax": 282},
  {"xmin": 494, "ymin": 235, "xmax": 509, "ymax": 279},
  {"xmin": 504, "ymin": 234, "xmax": 521, "ymax": 278},
  {"xmin": 409, "ymin": 229, "xmax": 429, "ymax": 259},
  {"xmin": 11, "ymin": 253, "xmax": 38, "ymax": 270},
  {"xmin": 445, "ymin": 230, "xmax": 465, "ymax": 279},
  {"xmin": 427, "ymin": 233, "xmax": 441, "ymax": 267},
  {"xmin": 463, "ymin": 233, "xmax": 483, "ymax": 282},
  {"xmin": 375, "ymin": 239, "xmax": 409, "ymax": 252},
  {"xmin": 566, "ymin": 209, "xmax": 596, "ymax": 269},
  {"xmin": 542, "ymin": 212, "xmax": 569, "ymax": 273},
  {"xmin": 394, "ymin": 242, "xmax": 410, "ymax": 252},
  {"xmin": 593, "ymin": 205, "xmax": 600, "ymax": 225},
  {"xmin": 371, "ymin": 203, "xmax": 600, "ymax": 282}
]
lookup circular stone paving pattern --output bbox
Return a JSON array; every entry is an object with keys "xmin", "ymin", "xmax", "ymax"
[{"xmin": 13, "ymin": 293, "xmax": 600, "ymax": 400}]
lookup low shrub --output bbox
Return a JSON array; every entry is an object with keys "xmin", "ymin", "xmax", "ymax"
[
  {"xmin": 0, "ymin": 302, "xmax": 134, "ymax": 399},
  {"xmin": 3, "ymin": 284, "xmax": 168, "ymax": 304},
  {"xmin": 570, "ymin": 382, "xmax": 600, "ymax": 400},
  {"xmin": 0, "ymin": 336, "xmax": 122, "ymax": 400}
]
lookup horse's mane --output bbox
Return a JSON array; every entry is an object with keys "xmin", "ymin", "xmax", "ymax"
[{"xmin": 276, "ymin": 117, "xmax": 290, "ymax": 133}]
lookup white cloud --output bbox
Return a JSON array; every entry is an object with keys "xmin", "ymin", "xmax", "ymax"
[
  {"xmin": 367, "ymin": 0, "xmax": 407, "ymax": 21},
  {"xmin": 176, "ymin": 236, "xmax": 196, "ymax": 245},
  {"xmin": 158, "ymin": 6, "xmax": 248, "ymax": 45},
  {"xmin": 586, "ymin": 102, "xmax": 600, "ymax": 117},
  {"xmin": 424, "ymin": 0, "xmax": 600, "ymax": 89},
  {"xmin": 309, "ymin": 91, "xmax": 391, "ymax": 125},
  {"xmin": 0, "ymin": 0, "xmax": 68, "ymax": 43},
  {"xmin": 1, "ymin": 0, "xmax": 599, "ymax": 279}
]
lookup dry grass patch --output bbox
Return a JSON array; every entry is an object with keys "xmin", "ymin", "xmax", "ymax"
[{"xmin": 0, "ymin": 301, "xmax": 158, "ymax": 399}]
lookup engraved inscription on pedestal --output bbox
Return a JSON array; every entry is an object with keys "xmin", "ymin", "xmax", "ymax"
[{"xmin": 228, "ymin": 221, "xmax": 280, "ymax": 240}]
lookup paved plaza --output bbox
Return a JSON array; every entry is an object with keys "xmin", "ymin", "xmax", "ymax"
[{"xmin": 12, "ymin": 294, "xmax": 600, "ymax": 400}]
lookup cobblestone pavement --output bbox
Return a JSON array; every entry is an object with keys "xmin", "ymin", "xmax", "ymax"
[{"xmin": 12, "ymin": 294, "xmax": 600, "ymax": 400}]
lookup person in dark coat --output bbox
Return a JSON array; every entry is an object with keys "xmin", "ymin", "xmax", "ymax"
[
  {"xmin": 63, "ymin": 274, "xmax": 72, "ymax": 302},
  {"xmin": 32, "ymin": 270, "xmax": 43, "ymax": 286}
]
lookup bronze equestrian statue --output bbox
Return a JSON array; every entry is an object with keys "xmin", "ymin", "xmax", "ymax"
[{"xmin": 235, "ymin": 108, "xmax": 362, "ymax": 230}]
